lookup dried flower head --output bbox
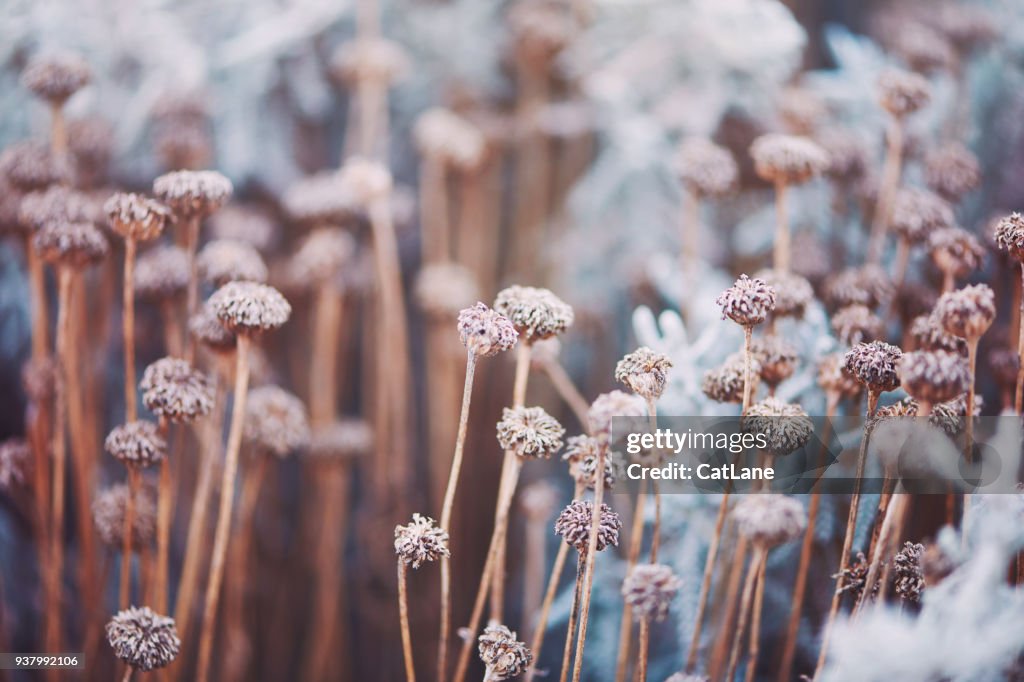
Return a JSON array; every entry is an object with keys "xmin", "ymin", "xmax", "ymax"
[
  {"xmin": 753, "ymin": 269, "xmax": 813, "ymax": 319},
  {"xmin": 835, "ymin": 551, "xmax": 876, "ymax": 600},
  {"xmin": 623, "ymin": 563, "xmax": 682, "ymax": 622},
  {"xmin": 588, "ymin": 390, "xmax": 648, "ymax": 439},
  {"xmin": 930, "ymin": 393, "xmax": 983, "ymax": 437},
  {"xmin": 457, "ymin": 303, "xmax": 518, "ymax": 357},
  {"xmin": 140, "ymin": 357, "xmax": 214, "ymax": 423},
  {"xmin": 0, "ymin": 141, "xmax": 68, "ymax": 191},
  {"xmin": 282, "ymin": 172, "xmax": 357, "ymax": 227},
  {"xmin": 289, "ymin": 227, "xmax": 355, "ymax": 284},
  {"xmin": 243, "ymin": 386, "xmax": 310, "ymax": 457},
  {"xmin": 338, "ymin": 157, "xmax": 393, "ymax": 206},
  {"xmin": 750, "ymin": 133, "xmax": 828, "ymax": 185},
  {"xmin": 935, "ymin": 284, "xmax": 995, "ymax": 340},
  {"xmin": 153, "ymin": 170, "xmax": 233, "ymax": 218},
  {"xmin": 675, "ymin": 137, "xmax": 738, "ymax": 198},
  {"xmin": 995, "ymin": 213, "xmax": 1024, "ymax": 261},
  {"xmin": 890, "ymin": 188, "xmax": 955, "ymax": 243},
  {"xmin": 494, "ymin": 285, "xmax": 574, "ymax": 341},
  {"xmin": 189, "ymin": 304, "xmax": 236, "ymax": 353},
  {"xmin": 893, "ymin": 541, "xmax": 925, "ymax": 603},
  {"xmin": 197, "ymin": 239, "xmax": 268, "ymax": 286},
  {"xmin": 68, "ymin": 117, "xmax": 114, "ymax": 176},
  {"xmin": 844, "ymin": 341, "xmax": 903, "ymax": 393},
  {"xmin": 104, "ymin": 421, "xmax": 167, "ymax": 468},
  {"xmin": 910, "ymin": 312, "xmax": 967, "ymax": 355},
  {"xmin": 743, "ymin": 397, "xmax": 814, "ymax": 455},
  {"xmin": 732, "ymin": 495, "xmax": 807, "ymax": 546},
  {"xmin": 153, "ymin": 121, "xmax": 212, "ymax": 170},
  {"xmin": 330, "ymin": 38, "xmax": 410, "ymax": 86},
  {"xmin": 34, "ymin": 219, "xmax": 109, "ymax": 267},
  {"xmin": 878, "ymin": 68, "xmax": 932, "ymax": 118},
  {"xmin": 615, "ymin": 347, "xmax": 673, "ymax": 401},
  {"xmin": 20, "ymin": 186, "xmax": 101, "ymax": 232},
  {"xmin": 93, "ymin": 483, "xmax": 157, "ymax": 548},
  {"xmin": 208, "ymin": 204, "xmax": 277, "ymax": 253},
  {"xmin": 554, "ymin": 499, "xmax": 622, "ymax": 553},
  {"xmin": 106, "ymin": 606, "xmax": 180, "ymax": 672},
  {"xmin": 831, "ymin": 305, "xmax": 884, "ymax": 346},
  {"xmin": 702, "ymin": 353, "xmax": 762, "ymax": 404},
  {"xmin": 414, "ymin": 108, "xmax": 487, "ymax": 170},
  {"xmin": 22, "ymin": 53, "xmax": 90, "ymax": 103},
  {"xmin": 0, "ymin": 439, "xmax": 31, "ymax": 491},
  {"xmin": 416, "ymin": 264, "xmax": 480, "ymax": 318},
  {"xmin": 818, "ymin": 352, "xmax": 863, "ymax": 401},
  {"xmin": 394, "ymin": 513, "xmax": 449, "ymax": 568},
  {"xmin": 104, "ymin": 193, "xmax": 170, "ymax": 242},
  {"xmin": 496, "ymin": 406, "xmax": 565, "ymax": 459},
  {"xmin": 208, "ymin": 281, "xmax": 291, "ymax": 334},
  {"xmin": 134, "ymin": 245, "xmax": 190, "ymax": 302},
  {"xmin": 307, "ymin": 419, "xmax": 373, "ymax": 461},
  {"xmin": 562, "ymin": 435, "xmax": 617, "ymax": 491},
  {"xmin": 815, "ymin": 128, "xmax": 867, "ymax": 183},
  {"xmin": 900, "ymin": 350, "xmax": 970, "ymax": 405},
  {"xmin": 924, "ymin": 144, "xmax": 981, "ymax": 202},
  {"xmin": 749, "ymin": 336, "xmax": 799, "ymax": 388},
  {"xmin": 477, "ymin": 623, "xmax": 533, "ymax": 681},
  {"xmin": 822, "ymin": 265, "xmax": 894, "ymax": 311},
  {"xmin": 717, "ymin": 275, "xmax": 776, "ymax": 327},
  {"xmin": 928, "ymin": 227, "xmax": 984, "ymax": 279},
  {"xmin": 777, "ymin": 87, "xmax": 826, "ymax": 134}
]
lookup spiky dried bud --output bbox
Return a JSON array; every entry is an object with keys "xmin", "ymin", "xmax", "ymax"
[
  {"xmin": 282, "ymin": 172, "xmax": 357, "ymax": 227},
  {"xmin": 394, "ymin": 513, "xmax": 449, "ymax": 568},
  {"xmin": 494, "ymin": 285, "xmax": 574, "ymax": 341},
  {"xmin": 307, "ymin": 419, "xmax": 373, "ymax": 461},
  {"xmin": 588, "ymin": 390, "xmax": 648, "ymax": 438},
  {"xmin": 197, "ymin": 240, "xmax": 268, "ymax": 286},
  {"xmin": 0, "ymin": 439, "xmax": 31, "ymax": 491},
  {"xmin": 105, "ymin": 421, "xmax": 167, "ymax": 468},
  {"xmin": 717, "ymin": 275, "xmax": 776, "ymax": 327},
  {"xmin": 895, "ymin": 23, "xmax": 957, "ymax": 75},
  {"xmin": 562, "ymin": 435, "xmax": 617, "ymax": 491},
  {"xmin": 878, "ymin": 68, "xmax": 931, "ymax": 118},
  {"xmin": 900, "ymin": 350, "xmax": 970, "ymax": 405},
  {"xmin": 750, "ymin": 134, "xmax": 828, "ymax": 185},
  {"xmin": 924, "ymin": 144, "xmax": 980, "ymax": 202},
  {"xmin": 34, "ymin": 219, "xmax": 109, "ymax": 267},
  {"xmin": 815, "ymin": 128, "xmax": 867, "ymax": 183},
  {"xmin": 615, "ymin": 347, "xmax": 673, "ymax": 401},
  {"xmin": 844, "ymin": 341, "xmax": 903, "ymax": 394},
  {"xmin": 0, "ymin": 141, "xmax": 69, "ymax": 191},
  {"xmin": 935, "ymin": 284, "xmax": 995, "ymax": 340},
  {"xmin": 818, "ymin": 352, "xmax": 862, "ymax": 401},
  {"xmin": 478, "ymin": 623, "xmax": 533, "ymax": 681},
  {"xmin": 911, "ymin": 312, "xmax": 967, "ymax": 355},
  {"xmin": 22, "ymin": 53, "xmax": 90, "ymax": 103},
  {"xmin": 140, "ymin": 358, "xmax": 214, "ymax": 423},
  {"xmin": 743, "ymin": 397, "xmax": 813, "ymax": 455},
  {"xmin": 330, "ymin": 38, "xmax": 409, "ymax": 86},
  {"xmin": 416, "ymin": 264, "xmax": 480, "ymax": 318},
  {"xmin": 831, "ymin": 305, "xmax": 884, "ymax": 346},
  {"xmin": 208, "ymin": 205, "xmax": 277, "ymax": 253},
  {"xmin": 702, "ymin": 353, "xmax": 762, "ymax": 404},
  {"xmin": 106, "ymin": 606, "xmax": 180, "ymax": 672},
  {"xmin": 153, "ymin": 170, "xmax": 232, "ymax": 219},
  {"xmin": 835, "ymin": 551, "xmax": 876, "ymax": 600},
  {"xmin": 104, "ymin": 193, "xmax": 170, "ymax": 242},
  {"xmin": 414, "ymin": 108, "xmax": 486, "ymax": 171},
  {"xmin": 822, "ymin": 265, "xmax": 894, "ymax": 312},
  {"xmin": 496, "ymin": 406, "xmax": 565, "ymax": 459},
  {"xmin": 995, "ymin": 213, "xmax": 1024, "ymax": 262},
  {"xmin": 135, "ymin": 245, "xmax": 190, "ymax": 302},
  {"xmin": 753, "ymin": 269, "xmax": 813, "ymax": 319},
  {"xmin": 623, "ymin": 563, "xmax": 682, "ymax": 622},
  {"xmin": 19, "ymin": 186, "xmax": 100, "ymax": 232},
  {"xmin": 457, "ymin": 303, "xmax": 518, "ymax": 357},
  {"xmin": 189, "ymin": 304, "xmax": 236, "ymax": 353},
  {"xmin": 554, "ymin": 499, "xmax": 622, "ymax": 553},
  {"xmin": 893, "ymin": 541, "xmax": 925, "ymax": 603},
  {"xmin": 208, "ymin": 281, "xmax": 291, "ymax": 334},
  {"xmin": 732, "ymin": 495, "xmax": 806, "ymax": 547},
  {"xmin": 929, "ymin": 227, "xmax": 984, "ymax": 279},
  {"xmin": 890, "ymin": 188, "xmax": 955, "ymax": 243},
  {"xmin": 289, "ymin": 228, "xmax": 355, "ymax": 284},
  {"xmin": 675, "ymin": 138, "xmax": 738, "ymax": 198},
  {"xmin": 749, "ymin": 336, "xmax": 799, "ymax": 388},
  {"xmin": 243, "ymin": 386, "xmax": 310, "ymax": 457},
  {"xmin": 93, "ymin": 483, "xmax": 157, "ymax": 548}
]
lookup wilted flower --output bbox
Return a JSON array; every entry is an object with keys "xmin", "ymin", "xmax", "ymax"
[
  {"xmin": 750, "ymin": 134, "xmax": 828, "ymax": 184},
  {"xmin": 816, "ymin": 128, "xmax": 868, "ymax": 183},
  {"xmin": 935, "ymin": 284, "xmax": 995, "ymax": 340},
  {"xmin": 496, "ymin": 406, "xmax": 565, "ymax": 459},
  {"xmin": 749, "ymin": 336, "xmax": 799, "ymax": 388},
  {"xmin": 818, "ymin": 352, "xmax": 862, "ymax": 402},
  {"xmin": 243, "ymin": 386, "xmax": 310, "ymax": 457},
  {"xmin": 928, "ymin": 227, "xmax": 984, "ymax": 279},
  {"xmin": 135, "ymin": 245, "xmax": 190, "ymax": 302},
  {"xmin": 900, "ymin": 350, "xmax": 970, "ymax": 405},
  {"xmin": 675, "ymin": 137, "xmax": 738, "ymax": 197},
  {"xmin": 22, "ymin": 53, "xmax": 90, "ymax": 103},
  {"xmin": 892, "ymin": 541, "xmax": 925, "ymax": 603},
  {"xmin": 753, "ymin": 269, "xmax": 813, "ymax": 319},
  {"xmin": 743, "ymin": 397, "xmax": 813, "ymax": 455},
  {"xmin": 878, "ymin": 68, "xmax": 931, "ymax": 117},
  {"xmin": 0, "ymin": 141, "xmax": 68, "ymax": 191},
  {"xmin": 588, "ymin": 390, "xmax": 648, "ymax": 439},
  {"xmin": 153, "ymin": 170, "xmax": 232, "ymax": 218},
  {"xmin": 844, "ymin": 341, "xmax": 903, "ymax": 394},
  {"xmin": 890, "ymin": 188, "xmax": 954, "ymax": 243},
  {"xmin": 104, "ymin": 193, "xmax": 170, "ymax": 241},
  {"xmin": 703, "ymin": 354, "xmax": 762, "ymax": 404},
  {"xmin": 209, "ymin": 281, "xmax": 291, "ymax": 334},
  {"xmin": 104, "ymin": 421, "xmax": 167, "ymax": 468},
  {"xmin": 615, "ymin": 347, "xmax": 673, "ymax": 401},
  {"xmin": 197, "ymin": 240, "xmax": 268, "ymax": 286},
  {"xmin": 394, "ymin": 514, "xmax": 449, "ymax": 568},
  {"xmin": 34, "ymin": 219, "xmax": 108, "ymax": 267},
  {"xmin": 994, "ymin": 212, "xmax": 1024, "ymax": 261},
  {"xmin": 623, "ymin": 563, "xmax": 682, "ymax": 622},
  {"xmin": 457, "ymin": 303, "xmax": 518, "ymax": 357},
  {"xmin": 910, "ymin": 312, "xmax": 967, "ymax": 355},
  {"xmin": 106, "ymin": 607, "xmax": 180, "ymax": 672},
  {"xmin": 831, "ymin": 305, "xmax": 884, "ymax": 346},
  {"xmin": 554, "ymin": 500, "xmax": 621, "ymax": 553},
  {"xmin": 93, "ymin": 483, "xmax": 157, "ymax": 548},
  {"xmin": 924, "ymin": 144, "xmax": 981, "ymax": 202},
  {"xmin": 140, "ymin": 357, "xmax": 214, "ymax": 423},
  {"xmin": 477, "ymin": 623, "xmax": 532, "ymax": 681},
  {"xmin": 717, "ymin": 275, "xmax": 776, "ymax": 327},
  {"xmin": 493, "ymin": 285, "xmax": 574, "ymax": 341}
]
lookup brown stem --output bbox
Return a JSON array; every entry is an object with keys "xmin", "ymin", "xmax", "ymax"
[
  {"xmin": 686, "ymin": 488, "xmax": 731, "ymax": 673},
  {"xmin": 183, "ymin": 216, "xmax": 200, "ymax": 364},
  {"xmin": 196, "ymin": 334, "xmax": 252, "ymax": 682},
  {"xmin": 542, "ymin": 359, "xmax": 591, "ymax": 433},
  {"xmin": 744, "ymin": 558, "xmax": 768, "ymax": 682},
  {"xmin": 26, "ymin": 240, "xmax": 50, "ymax": 361},
  {"xmin": 398, "ymin": 560, "xmax": 416, "ymax": 682},
  {"xmin": 857, "ymin": 493, "xmax": 908, "ymax": 613},
  {"xmin": 160, "ymin": 300, "xmax": 183, "ymax": 358},
  {"xmin": 942, "ymin": 268, "xmax": 955, "ymax": 294},
  {"xmin": 49, "ymin": 102, "xmax": 67, "ymax": 157},
  {"xmin": 707, "ymin": 535, "xmax": 749, "ymax": 681},
  {"xmin": 1016, "ymin": 265, "xmax": 1024, "ymax": 415},
  {"xmin": 123, "ymin": 237, "xmax": 138, "ymax": 422},
  {"xmin": 614, "ymin": 480, "xmax": 647, "ymax": 682},
  {"xmin": 868, "ymin": 116, "xmax": 904, "ymax": 264},
  {"xmin": 156, "ymin": 436, "xmax": 172, "ymax": 615},
  {"xmin": 742, "ymin": 326, "xmax": 754, "ymax": 414},
  {"xmin": 570, "ymin": 444, "xmax": 607, "ymax": 682},
  {"xmin": 121, "ymin": 665, "xmax": 133, "ymax": 682},
  {"xmin": 725, "ymin": 546, "xmax": 766, "ymax": 682},
  {"xmin": 559, "ymin": 556, "xmax": 585, "ymax": 682},
  {"xmin": 120, "ymin": 468, "xmax": 140, "ymax": 610},
  {"xmin": 892, "ymin": 237, "xmax": 911, "ymax": 289},
  {"xmin": 966, "ymin": 337, "xmax": 978, "ymax": 461},
  {"xmin": 525, "ymin": 524, "xmax": 574, "ymax": 682},
  {"xmin": 419, "ymin": 156, "xmax": 450, "ymax": 263},
  {"xmin": 311, "ymin": 284, "xmax": 343, "ymax": 425},
  {"xmin": 773, "ymin": 180, "xmax": 790, "ymax": 273}
]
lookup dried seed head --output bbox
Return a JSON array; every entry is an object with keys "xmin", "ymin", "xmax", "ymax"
[
  {"xmin": 140, "ymin": 358, "xmax": 215, "ymax": 423},
  {"xmin": 0, "ymin": 141, "xmax": 69, "ymax": 191},
  {"xmin": 615, "ymin": 347, "xmax": 673, "ymax": 401},
  {"xmin": 749, "ymin": 336, "xmax": 799, "ymax": 388},
  {"xmin": 330, "ymin": 38, "xmax": 409, "ymax": 86},
  {"xmin": 930, "ymin": 392, "xmax": 983, "ymax": 437},
  {"xmin": 777, "ymin": 87, "xmax": 826, "ymax": 135},
  {"xmin": 104, "ymin": 421, "xmax": 167, "ymax": 468},
  {"xmin": 519, "ymin": 480, "xmax": 560, "ymax": 521},
  {"xmin": 0, "ymin": 439, "xmax": 31, "ymax": 491},
  {"xmin": 394, "ymin": 513, "xmax": 449, "ymax": 568},
  {"xmin": 208, "ymin": 281, "xmax": 291, "ymax": 334},
  {"xmin": 21, "ymin": 53, "xmax": 90, "ymax": 103},
  {"xmin": 34, "ymin": 219, "xmax": 109, "ymax": 267},
  {"xmin": 153, "ymin": 120, "xmax": 212, "ymax": 170},
  {"xmin": 104, "ymin": 193, "xmax": 170, "ymax": 241},
  {"xmin": 716, "ymin": 275, "xmax": 776, "ymax": 327},
  {"xmin": 208, "ymin": 205, "xmax": 277, "ymax": 253},
  {"xmin": 753, "ymin": 269, "xmax": 813, "ymax": 319},
  {"xmin": 702, "ymin": 353, "xmax": 761, "ymax": 404},
  {"xmin": 750, "ymin": 133, "xmax": 828, "ymax": 185},
  {"xmin": 554, "ymin": 499, "xmax": 622, "ymax": 553},
  {"xmin": 152, "ymin": 170, "xmax": 233, "ymax": 219},
  {"xmin": 306, "ymin": 419, "xmax": 373, "ymax": 461},
  {"xmin": 835, "ymin": 551, "xmax": 876, "ymax": 600},
  {"xmin": 815, "ymin": 128, "xmax": 867, "ymax": 183},
  {"xmin": 844, "ymin": 341, "xmax": 903, "ymax": 394},
  {"xmin": 732, "ymin": 495, "xmax": 806, "ymax": 547},
  {"xmin": 622, "ymin": 563, "xmax": 682, "ymax": 622},
  {"xmin": 282, "ymin": 172, "xmax": 358, "ymax": 227},
  {"xmin": 338, "ymin": 157, "xmax": 393, "ymax": 206},
  {"xmin": 106, "ymin": 606, "xmax": 180, "ymax": 672},
  {"xmin": 893, "ymin": 282, "xmax": 938, "ymax": 327},
  {"xmin": 900, "ymin": 350, "xmax": 970, "ymax": 405},
  {"xmin": 743, "ymin": 397, "xmax": 813, "ymax": 455},
  {"xmin": 414, "ymin": 108, "xmax": 487, "ymax": 171},
  {"xmin": 189, "ymin": 303, "xmax": 236, "ymax": 353},
  {"xmin": 831, "ymin": 305, "xmax": 884, "ymax": 346},
  {"xmin": 588, "ymin": 390, "xmax": 648, "ymax": 439},
  {"xmin": 93, "ymin": 483, "xmax": 157, "ymax": 548},
  {"xmin": 243, "ymin": 386, "xmax": 310, "ymax": 457},
  {"xmin": 935, "ymin": 284, "xmax": 995, "ymax": 340},
  {"xmin": 924, "ymin": 144, "xmax": 981, "ymax": 202},
  {"xmin": 562, "ymin": 435, "xmax": 616, "ymax": 491},
  {"xmin": 818, "ymin": 352, "xmax": 863, "ymax": 401},
  {"xmin": 994, "ymin": 213, "xmax": 1024, "ymax": 262},
  {"xmin": 494, "ymin": 285, "xmax": 574, "ymax": 341},
  {"xmin": 289, "ymin": 227, "xmax": 356, "ymax": 284},
  {"xmin": 878, "ymin": 68, "xmax": 931, "ymax": 118},
  {"xmin": 496, "ymin": 406, "xmax": 565, "ymax": 459},
  {"xmin": 675, "ymin": 137, "xmax": 738, "ymax": 198},
  {"xmin": 197, "ymin": 239, "xmax": 268, "ymax": 286},
  {"xmin": 989, "ymin": 347, "xmax": 1020, "ymax": 390},
  {"xmin": 68, "ymin": 117, "xmax": 114, "ymax": 175},
  {"xmin": 822, "ymin": 266, "xmax": 894, "ymax": 311},
  {"xmin": 910, "ymin": 312, "xmax": 967, "ymax": 355},
  {"xmin": 477, "ymin": 623, "xmax": 533, "ymax": 681},
  {"xmin": 457, "ymin": 303, "xmax": 518, "ymax": 357},
  {"xmin": 416, "ymin": 264, "xmax": 480, "ymax": 318},
  {"xmin": 928, "ymin": 227, "xmax": 984, "ymax": 279},
  {"xmin": 20, "ymin": 185, "xmax": 101, "ymax": 232},
  {"xmin": 134, "ymin": 245, "xmax": 190, "ymax": 302},
  {"xmin": 890, "ymin": 188, "xmax": 955, "ymax": 243},
  {"xmin": 893, "ymin": 541, "xmax": 925, "ymax": 603},
  {"xmin": 895, "ymin": 23, "xmax": 957, "ymax": 75}
]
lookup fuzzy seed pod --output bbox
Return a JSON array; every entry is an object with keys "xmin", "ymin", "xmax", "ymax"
[
  {"xmin": 877, "ymin": 68, "xmax": 931, "ymax": 117},
  {"xmin": 702, "ymin": 353, "xmax": 762, "ymax": 404},
  {"xmin": 623, "ymin": 563, "xmax": 682, "ymax": 622},
  {"xmin": 414, "ymin": 108, "xmax": 486, "ymax": 171},
  {"xmin": 22, "ymin": 53, "xmax": 90, "ymax": 103},
  {"xmin": 675, "ymin": 137, "xmax": 738, "ymax": 198},
  {"xmin": 0, "ymin": 141, "xmax": 69, "ymax": 191},
  {"xmin": 890, "ymin": 188, "xmax": 955, "ymax": 243},
  {"xmin": 477, "ymin": 623, "xmax": 533, "ymax": 681},
  {"xmin": 743, "ymin": 397, "xmax": 813, "ymax": 455},
  {"xmin": 34, "ymin": 219, "xmax": 109, "ymax": 267},
  {"xmin": 330, "ymin": 38, "xmax": 409, "ymax": 86},
  {"xmin": 554, "ymin": 499, "xmax": 622, "ymax": 553},
  {"xmin": 104, "ymin": 193, "xmax": 170, "ymax": 241},
  {"xmin": 815, "ymin": 128, "xmax": 867, "ymax": 183},
  {"xmin": 750, "ymin": 134, "xmax": 828, "ymax": 185},
  {"xmin": 995, "ymin": 213, "xmax": 1024, "ymax": 261},
  {"xmin": 106, "ymin": 606, "xmax": 180, "ymax": 672},
  {"xmin": 457, "ymin": 303, "xmax": 518, "ymax": 357},
  {"xmin": 416, "ymin": 264, "xmax": 480, "ymax": 318},
  {"xmin": 394, "ymin": 513, "xmax": 449, "ymax": 568},
  {"xmin": 732, "ymin": 495, "xmax": 807, "ymax": 547},
  {"xmin": 140, "ymin": 357, "xmax": 215, "ymax": 423},
  {"xmin": 777, "ymin": 87, "xmax": 826, "ymax": 135},
  {"xmin": 615, "ymin": 347, "xmax": 673, "ymax": 401},
  {"xmin": 818, "ymin": 352, "xmax": 862, "ymax": 402},
  {"xmin": 924, "ymin": 144, "xmax": 981, "ymax": 202},
  {"xmin": 928, "ymin": 227, "xmax": 984, "ymax": 279},
  {"xmin": 93, "ymin": 483, "xmax": 157, "ymax": 548},
  {"xmin": 562, "ymin": 435, "xmax": 616, "ymax": 491},
  {"xmin": 289, "ymin": 227, "xmax": 355, "ymax": 284},
  {"xmin": 243, "ymin": 386, "xmax": 310, "ymax": 457},
  {"xmin": 717, "ymin": 275, "xmax": 776, "ymax": 327},
  {"xmin": 835, "ymin": 552, "xmax": 875, "ymax": 600},
  {"xmin": 104, "ymin": 421, "xmax": 167, "ymax": 468},
  {"xmin": 496, "ymin": 406, "xmax": 565, "ymax": 459},
  {"xmin": 910, "ymin": 312, "xmax": 967, "ymax": 355},
  {"xmin": 0, "ymin": 439, "xmax": 31, "ymax": 491},
  {"xmin": 753, "ymin": 269, "xmax": 813, "ymax": 319},
  {"xmin": 494, "ymin": 285, "xmax": 574, "ymax": 341},
  {"xmin": 208, "ymin": 205, "xmax": 278, "ymax": 253},
  {"xmin": 831, "ymin": 305, "xmax": 884, "ymax": 346},
  {"xmin": 935, "ymin": 284, "xmax": 995, "ymax": 340},
  {"xmin": 893, "ymin": 541, "xmax": 925, "ymax": 603},
  {"xmin": 197, "ymin": 239, "xmax": 268, "ymax": 286},
  {"xmin": 20, "ymin": 186, "xmax": 102, "ymax": 232},
  {"xmin": 844, "ymin": 341, "xmax": 903, "ymax": 393},
  {"xmin": 900, "ymin": 350, "xmax": 970, "ymax": 405},
  {"xmin": 749, "ymin": 336, "xmax": 799, "ymax": 388},
  {"xmin": 209, "ymin": 281, "xmax": 291, "ymax": 334},
  {"xmin": 307, "ymin": 419, "xmax": 373, "ymax": 461},
  {"xmin": 134, "ymin": 245, "xmax": 190, "ymax": 302},
  {"xmin": 153, "ymin": 170, "xmax": 232, "ymax": 219},
  {"xmin": 588, "ymin": 390, "xmax": 648, "ymax": 439},
  {"xmin": 189, "ymin": 304, "xmax": 236, "ymax": 353},
  {"xmin": 282, "ymin": 172, "xmax": 358, "ymax": 227}
]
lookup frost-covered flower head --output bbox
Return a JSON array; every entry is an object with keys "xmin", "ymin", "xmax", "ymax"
[
  {"xmin": 818, "ymin": 352, "xmax": 862, "ymax": 402},
  {"xmin": 716, "ymin": 275, "xmax": 776, "ymax": 327},
  {"xmin": 562, "ymin": 435, "xmax": 617, "ymax": 491},
  {"xmin": 104, "ymin": 421, "xmax": 167, "ymax": 468},
  {"xmin": 844, "ymin": 341, "xmax": 903, "ymax": 394},
  {"xmin": 554, "ymin": 499, "xmax": 621, "ymax": 553},
  {"xmin": 22, "ymin": 52, "xmax": 90, "ymax": 104},
  {"xmin": 994, "ymin": 213, "xmax": 1024, "ymax": 262},
  {"xmin": 753, "ymin": 269, "xmax": 813, "ymax": 319},
  {"xmin": 477, "ymin": 623, "xmax": 532, "ymax": 681},
  {"xmin": 190, "ymin": 304, "xmax": 236, "ymax": 353},
  {"xmin": 924, "ymin": 143, "xmax": 981, "ymax": 202},
  {"xmin": 153, "ymin": 170, "xmax": 232, "ymax": 218},
  {"xmin": 140, "ymin": 358, "xmax": 214, "ymax": 423},
  {"xmin": 208, "ymin": 204, "xmax": 278, "ymax": 253},
  {"xmin": 104, "ymin": 193, "xmax": 170, "ymax": 241},
  {"xmin": 588, "ymin": 390, "xmax": 647, "ymax": 440},
  {"xmin": 615, "ymin": 347, "xmax": 673, "ymax": 401},
  {"xmin": 243, "ymin": 386, "xmax": 310, "ymax": 457},
  {"xmin": 742, "ymin": 397, "xmax": 813, "ymax": 455},
  {"xmin": 750, "ymin": 133, "xmax": 828, "ymax": 184},
  {"xmin": 496, "ymin": 406, "xmax": 564, "ymax": 459},
  {"xmin": 208, "ymin": 281, "xmax": 291, "ymax": 334},
  {"xmin": 106, "ymin": 607, "xmax": 180, "ymax": 672},
  {"xmin": 877, "ymin": 68, "xmax": 931, "ymax": 118},
  {"xmin": 910, "ymin": 312, "xmax": 967, "ymax": 355},
  {"xmin": 197, "ymin": 240, "xmax": 268, "ymax": 286},
  {"xmin": 890, "ymin": 188, "xmax": 954, "ymax": 243},
  {"xmin": 934, "ymin": 284, "xmax": 995, "ymax": 341},
  {"xmin": 34, "ymin": 219, "xmax": 109, "ymax": 267},
  {"xmin": 394, "ymin": 513, "xmax": 448, "ymax": 568},
  {"xmin": 816, "ymin": 128, "xmax": 867, "ymax": 183},
  {"xmin": 415, "ymin": 264, "xmax": 480, "ymax": 318},
  {"xmin": 457, "ymin": 303, "xmax": 518, "ymax": 357},
  {"xmin": 0, "ymin": 141, "xmax": 68, "ymax": 191},
  {"xmin": 899, "ymin": 351, "xmax": 970, "ymax": 406},
  {"xmin": 732, "ymin": 495, "xmax": 806, "ymax": 546},
  {"xmin": 493, "ymin": 285, "xmax": 574, "ymax": 341},
  {"xmin": 623, "ymin": 563, "xmax": 682, "ymax": 622},
  {"xmin": 288, "ymin": 227, "xmax": 356, "ymax": 286},
  {"xmin": 134, "ymin": 245, "xmax": 190, "ymax": 302},
  {"xmin": 675, "ymin": 137, "xmax": 738, "ymax": 197},
  {"xmin": 928, "ymin": 227, "xmax": 984, "ymax": 279},
  {"xmin": 282, "ymin": 171, "xmax": 357, "ymax": 227},
  {"xmin": 831, "ymin": 305, "xmax": 884, "ymax": 346},
  {"xmin": 703, "ymin": 353, "xmax": 761, "ymax": 404},
  {"xmin": 749, "ymin": 336, "xmax": 799, "ymax": 388}
]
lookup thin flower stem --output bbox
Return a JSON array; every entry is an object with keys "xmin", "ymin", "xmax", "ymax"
[
  {"xmin": 570, "ymin": 444, "xmax": 607, "ymax": 682},
  {"xmin": 686, "ymin": 488, "xmax": 731, "ymax": 673},
  {"xmin": 123, "ymin": 236, "xmax": 138, "ymax": 422},
  {"xmin": 49, "ymin": 102, "xmax": 68, "ymax": 157},
  {"xmin": 156, "ymin": 426, "xmax": 172, "ymax": 615},
  {"xmin": 742, "ymin": 326, "xmax": 754, "ymax": 414},
  {"xmin": 526, "ymin": 530, "xmax": 573, "ymax": 682},
  {"xmin": 183, "ymin": 216, "xmax": 200, "ymax": 364},
  {"xmin": 1016, "ymin": 265, "xmax": 1024, "ymax": 414},
  {"xmin": 744, "ymin": 558, "xmax": 768, "ymax": 682},
  {"xmin": 26, "ymin": 240, "xmax": 50, "ymax": 361},
  {"xmin": 773, "ymin": 180, "xmax": 790, "ymax": 273},
  {"xmin": 637, "ymin": 618, "xmax": 650, "ymax": 682},
  {"xmin": 419, "ymin": 156, "xmax": 450, "ymax": 263},
  {"xmin": 122, "ymin": 665, "xmax": 133, "ymax": 682},
  {"xmin": 542, "ymin": 359, "xmax": 591, "ymax": 433},
  {"xmin": 559, "ymin": 555, "xmax": 585, "ymax": 682},
  {"xmin": 868, "ymin": 116, "xmax": 904, "ymax": 264},
  {"xmin": 614, "ymin": 479, "xmax": 647, "ymax": 682},
  {"xmin": 707, "ymin": 534, "xmax": 749, "ymax": 681},
  {"xmin": 398, "ymin": 560, "xmax": 416, "ymax": 682},
  {"xmin": 120, "ymin": 468, "xmax": 139, "ymax": 610},
  {"xmin": 725, "ymin": 546, "xmax": 766, "ymax": 682}
]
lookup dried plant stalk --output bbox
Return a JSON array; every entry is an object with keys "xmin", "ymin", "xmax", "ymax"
[
  {"xmin": 124, "ymin": 237, "xmax": 139, "ymax": 421},
  {"xmin": 773, "ymin": 181, "xmax": 791, "ymax": 273},
  {"xmin": 183, "ymin": 216, "xmax": 201, "ymax": 363},
  {"xmin": 559, "ymin": 555, "xmax": 585, "ymax": 682},
  {"xmin": 397, "ymin": 560, "xmax": 415, "ymax": 682},
  {"xmin": 725, "ymin": 546, "xmax": 767, "ymax": 682},
  {"xmin": 541, "ymin": 359, "xmax": 591, "ymax": 432},
  {"xmin": 155, "ymin": 419, "xmax": 172, "ymax": 616},
  {"xmin": 868, "ymin": 118, "xmax": 904, "ymax": 264},
  {"xmin": 570, "ymin": 447, "xmax": 607, "ymax": 682},
  {"xmin": 745, "ymin": 558, "xmax": 768, "ymax": 682}
]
